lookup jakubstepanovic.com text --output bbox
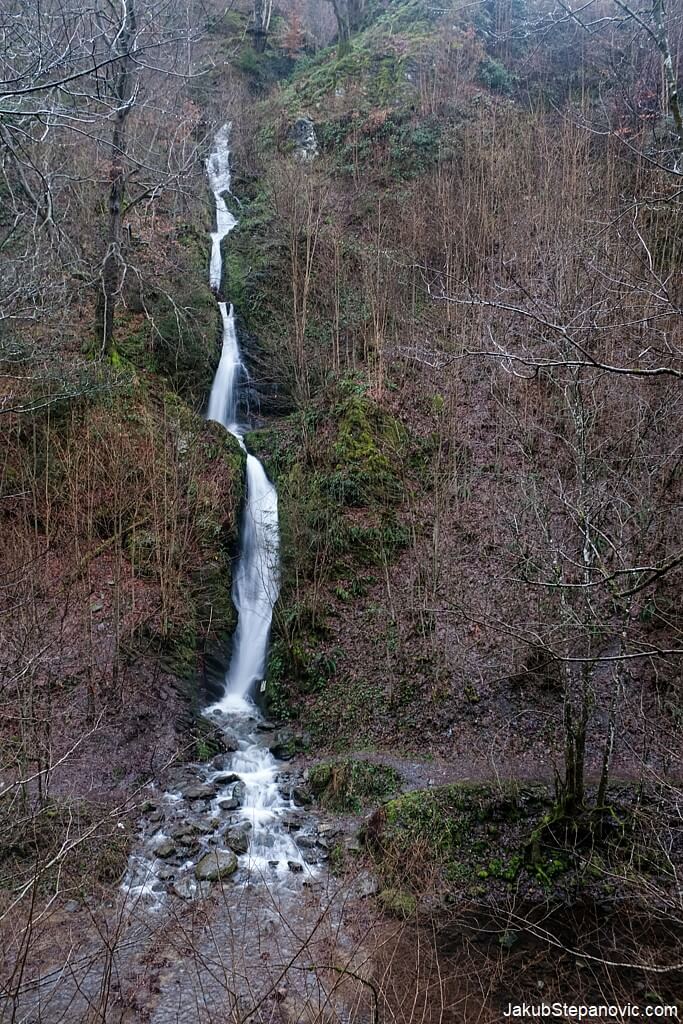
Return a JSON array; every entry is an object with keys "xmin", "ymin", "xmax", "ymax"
[{"xmin": 503, "ymin": 1004, "xmax": 678, "ymax": 1019}]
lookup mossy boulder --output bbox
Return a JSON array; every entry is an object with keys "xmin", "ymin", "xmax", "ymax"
[{"xmin": 195, "ymin": 849, "xmax": 238, "ymax": 882}]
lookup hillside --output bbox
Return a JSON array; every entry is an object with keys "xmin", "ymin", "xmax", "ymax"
[{"xmin": 1, "ymin": 0, "xmax": 681, "ymax": 1020}]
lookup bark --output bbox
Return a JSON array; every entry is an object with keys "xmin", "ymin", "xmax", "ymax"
[
  {"xmin": 96, "ymin": 3, "xmax": 137, "ymax": 355},
  {"xmin": 651, "ymin": 0, "xmax": 683, "ymax": 166},
  {"xmin": 251, "ymin": 0, "xmax": 273, "ymax": 52}
]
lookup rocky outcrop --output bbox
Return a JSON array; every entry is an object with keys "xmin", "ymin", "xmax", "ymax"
[{"xmin": 290, "ymin": 117, "xmax": 319, "ymax": 162}]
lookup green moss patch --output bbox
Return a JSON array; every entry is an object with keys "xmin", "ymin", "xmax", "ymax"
[{"xmin": 309, "ymin": 758, "xmax": 401, "ymax": 812}]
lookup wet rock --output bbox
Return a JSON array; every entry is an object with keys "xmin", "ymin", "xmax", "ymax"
[
  {"xmin": 282, "ymin": 813, "xmax": 304, "ymax": 832},
  {"xmin": 148, "ymin": 810, "xmax": 164, "ymax": 823},
  {"xmin": 232, "ymin": 781, "xmax": 246, "ymax": 806},
  {"xmin": 154, "ymin": 838, "xmax": 176, "ymax": 859},
  {"xmin": 195, "ymin": 849, "xmax": 238, "ymax": 882},
  {"xmin": 172, "ymin": 877, "xmax": 212, "ymax": 900},
  {"xmin": 225, "ymin": 827, "xmax": 249, "ymax": 855},
  {"xmin": 269, "ymin": 729, "xmax": 295, "ymax": 760},
  {"xmin": 256, "ymin": 720, "xmax": 277, "ymax": 732},
  {"xmin": 212, "ymin": 771, "xmax": 239, "ymax": 785},
  {"xmin": 140, "ymin": 800, "xmax": 156, "ymax": 813},
  {"xmin": 302, "ymin": 850, "xmax": 321, "ymax": 865},
  {"xmin": 292, "ymin": 785, "xmax": 312, "ymax": 807},
  {"xmin": 295, "ymin": 835, "xmax": 317, "ymax": 849},
  {"xmin": 189, "ymin": 800, "xmax": 205, "ymax": 813},
  {"xmin": 156, "ymin": 866, "xmax": 175, "ymax": 881},
  {"xmin": 287, "ymin": 861, "xmax": 304, "ymax": 874},
  {"xmin": 218, "ymin": 796, "xmax": 239, "ymax": 811},
  {"xmin": 181, "ymin": 783, "xmax": 216, "ymax": 801},
  {"xmin": 171, "ymin": 819, "xmax": 212, "ymax": 839}
]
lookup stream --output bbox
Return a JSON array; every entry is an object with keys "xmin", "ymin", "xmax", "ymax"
[{"xmin": 122, "ymin": 126, "xmax": 322, "ymax": 902}]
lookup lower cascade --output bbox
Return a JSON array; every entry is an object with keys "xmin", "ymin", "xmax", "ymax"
[{"xmin": 123, "ymin": 125, "xmax": 318, "ymax": 901}]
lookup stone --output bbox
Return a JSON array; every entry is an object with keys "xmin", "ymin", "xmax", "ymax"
[
  {"xmin": 195, "ymin": 849, "xmax": 238, "ymax": 882},
  {"xmin": 212, "ymin": 772, "xmax": 239, "ymax": 785},
  {"xmin": 232, "ymin": 782, "xmax": 246, "ymax": 806},
  {"xmin": 172, "ymin": 820, "xmax": 212, "ymax": 840},
  {"xmin": 225, "ymin": 827, "xmax": 249, "ymax": 855},
  {"xmin": 292, "ymin": 785, "xmax": 312, "ymax": 807},
  {"xmin": 295, "ymin": 835, "xmax": 317, "ymax": 849},
  {"xmin": 256, "ymin": 720, "xmax": 277, "ymax": 732},
  {"xmin": 269, "ymin": 730, "xmax": 295, "ymax": 760},
  {"xmin": 156, "ymin": 866, "xmax": 175, "ymax": 881},
  {"xmin": 290, "ymin": 117, "xmax": 319, "ymax": 162},
  {"xmin": 282, "ymin": 814, "xmax": 303, "ymax": 832},
  {"xmin": 287, "ymin": 861, "xmax": 304, "ymax": 874},
  {"xmin": 354, "ymin": 871, "xmax": 378, "ymax": 898},
  {"xmin": 218, "ymin": 796, "xmax": 239, "ymax": 811},
  {"xmin": 63, "ymin": 900, "xmax": 80, "ymax": 913},
  {"xmin": 172, "ymin": 877, "xmax": 211, "ymax": 900},
  {"xmin": 140, "ymin": 800, "xmax": 156, "ymax": 813},
  {"xmin": 154, "ymin": 838, "xmax": 176, "ymax": 859},
  {"xmin": 181, "ymin": 783, "xmax": 216, "ymax": 801}
]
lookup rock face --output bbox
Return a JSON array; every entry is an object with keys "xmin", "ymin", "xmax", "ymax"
[
  {"xmin": 290, "ymin": 117, "xmax": 319, "ymax": 162},
  {"xmin": 195, "ymin": 849, "xmax": 238, "ymax": 882}
]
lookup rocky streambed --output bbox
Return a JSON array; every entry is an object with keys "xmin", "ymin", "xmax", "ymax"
[{"xmin": 123, "ymin": 705, "xmax": 332, "ymax": 903}]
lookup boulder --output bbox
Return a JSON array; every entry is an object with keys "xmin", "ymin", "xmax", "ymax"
[
  {"xmin": 292, "ymin": 785, "xmax": 312, "ymax": 807},
  {"xmin": 154, "ymin": 838, "xmax": 176, "ymax": 859},
  {"xmin": 287, "ymin": 861, "xmax": 304, "ymax": 874},
  {"xmin": 172, "ymin": 877, "xmax": 212, "ymax": 900},
  {"xmin": 195, "ymin": 849, "xmax": 238, "ymax": 882},
  {"xmin": 218, "ymin": 796, "xmax": 239, "ymax": 811},
  {"xmin": 212, "ymin": 772, "xmax": 239, "ymax": 785},
  {"xmin": 225, "ymin": 827, "xmax": 249, "ymax": 855},
  {"xmin": 181, "ymin": 783, "xmax": 217, "ymax": 801}
]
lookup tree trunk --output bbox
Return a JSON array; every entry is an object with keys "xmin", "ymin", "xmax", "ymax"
[
  {"xmin": 96, "ymin": 4, "xmax": 136, "ymax": 355},
  {"xmin": 328, "ymin": 0, "xmax": 351, "ymax": 56},
  {"xmin": 252, "ymin": 0, "xmax": 273, "ymax": 52}
]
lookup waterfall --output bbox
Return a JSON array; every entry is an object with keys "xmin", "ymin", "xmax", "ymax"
[
  {"xmin": 205, "ymin": 127, "xmax": 280, "ymax": 710},
  {"xmin": 202, "ymin": 126, "xmax": 307, "ymax": 878},
  {"xmin": 121, "ymin": 125, "xmax": 310, "ymax": 900}
]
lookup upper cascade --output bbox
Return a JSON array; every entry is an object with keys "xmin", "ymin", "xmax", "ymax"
[{"xmin": 207, "ymin": 122, "xmax": 237, "ymax": 292}]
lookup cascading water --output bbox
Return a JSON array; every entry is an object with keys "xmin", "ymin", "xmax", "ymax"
[
  {"xmin": 203, "ymin": 126, "xmax": 307, "ymax": 877},
  {"xmin": 122, "ymin": 126, "xmax": 315, "ymax": 901}
]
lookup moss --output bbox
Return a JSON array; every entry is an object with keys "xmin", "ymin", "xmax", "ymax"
[
  {"xmin": 370, "ymin": 782, "xmax": 554, "ymax": 897},
  {"xmin": 309, "ymin": 758, "xmax": 401, "ymax": 812},
  {"xmin": 378, "ymin": 888, "xmax": 417, "ymax": 918}
]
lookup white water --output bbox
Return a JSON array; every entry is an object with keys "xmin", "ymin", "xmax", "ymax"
[
  {"xmin": 206, "ymin": 303, "xmax": 244, "ymax": 433},
  {"xmin": 206, "ymin": 123, "xmax": 237, "ymax": 292},
  {"xmin": 204, "ymin": 126, "xmax": 307, "ymax": 876},
  {"xmin": 122, "ymin": 126, "xmax": 314, "ymax": 903}
]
